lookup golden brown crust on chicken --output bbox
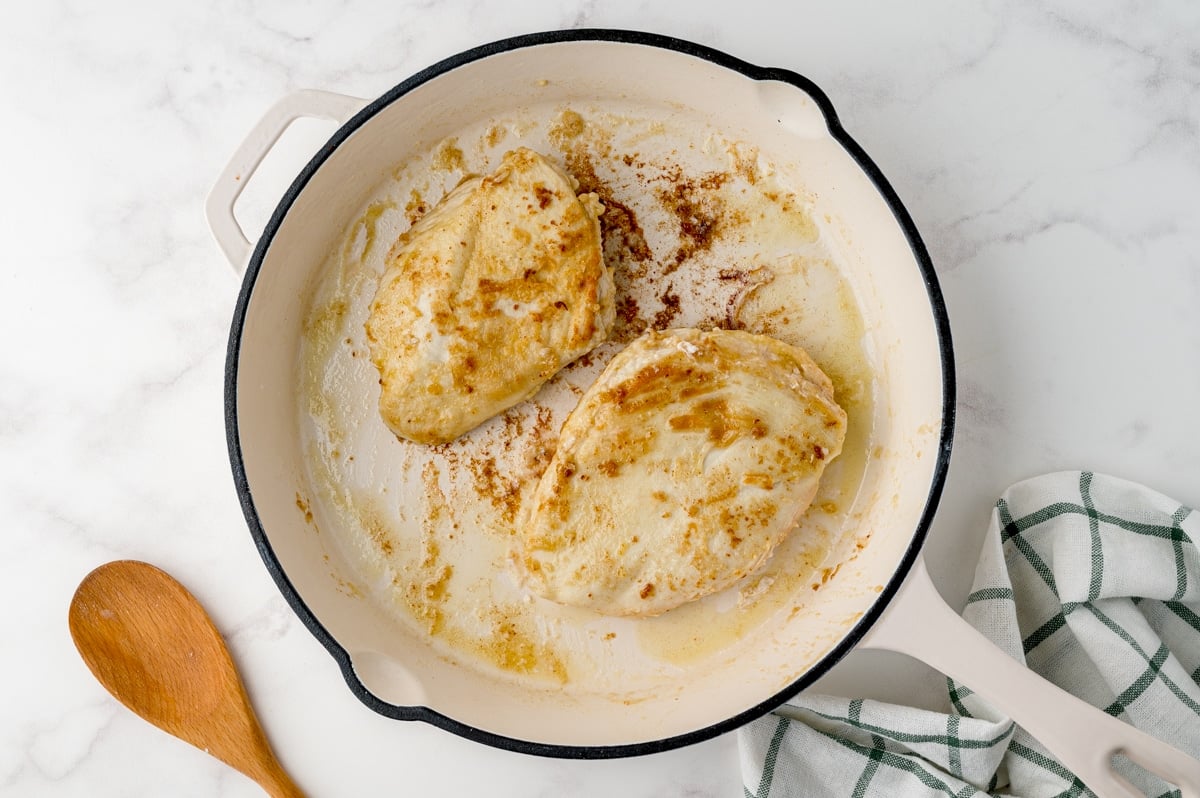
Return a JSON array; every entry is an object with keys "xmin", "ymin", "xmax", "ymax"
[
  {"xmin": 366, "ymin": 148, "xmax": 611, "ymax": 444},
  {"xmin": 520, "ymin": 328, "xmax": 847, "ymax": 616}
]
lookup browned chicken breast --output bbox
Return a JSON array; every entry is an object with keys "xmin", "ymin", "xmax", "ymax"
[
  {"xmin": 366, "ymin": 148, "xmax": 611, "ymax": 445},
  {"xmin": 520, "ymin": 328, "xmax": 847, "ymax": 616}
]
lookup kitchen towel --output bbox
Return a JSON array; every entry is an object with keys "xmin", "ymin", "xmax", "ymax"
[{"xmin": 740, "ymin": 471, "xmax": 1200, "ymax": 797}]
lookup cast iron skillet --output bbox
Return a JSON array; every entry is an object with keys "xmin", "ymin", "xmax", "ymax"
[{"xmin": 208, "ymin": 29, "xmax": 1198, "ymax": 797}]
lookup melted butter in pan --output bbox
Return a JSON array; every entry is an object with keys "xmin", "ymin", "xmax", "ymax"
[{"xmin": 298, "ymin": 105, "xmax": 877, "ymax": 687}]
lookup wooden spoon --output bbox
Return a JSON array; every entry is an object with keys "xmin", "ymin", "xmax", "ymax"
[{"xmin": 68, "ymin": 560, "xmax": 304, "ymax": 798}]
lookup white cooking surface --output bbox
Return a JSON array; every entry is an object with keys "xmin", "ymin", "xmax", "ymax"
[
  {"xmin": 5, "ymin": 2, "xmax": 1198, "ymax": 796},
  {"xmin": 297, "ymin": 102, "xmax": 879, "ymax": 699}
]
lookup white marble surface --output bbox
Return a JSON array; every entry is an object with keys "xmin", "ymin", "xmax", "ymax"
[{"xmin": 3, "ymin": 1, "xmax": 1199, "ymax": 795}]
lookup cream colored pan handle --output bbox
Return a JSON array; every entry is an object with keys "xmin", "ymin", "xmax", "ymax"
[
  {"xmin": 205, "ymin": 90, "xmax": 368, "ymax": 270},
  {"xmin": 859, "ymin": 557, "xmax": 1200, "ymax": 797}
]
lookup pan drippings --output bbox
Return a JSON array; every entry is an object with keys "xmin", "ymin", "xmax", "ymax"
[{"xmin": 298, "ymin": 104, "xmax": 878, "ymax": 691}]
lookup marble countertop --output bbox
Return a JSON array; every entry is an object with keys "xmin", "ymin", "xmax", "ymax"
[{"xmin": 4, "ymin": 1, "xmax": 1198, "ymax": 795}]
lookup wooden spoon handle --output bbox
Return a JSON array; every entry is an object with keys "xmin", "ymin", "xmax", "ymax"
[
  {"xmin": 257, "ymin": 762, "xmax": 307, "ymax": 798},
  {"xmin": 238, "ymin": 707, "xmax": 307, "ymax": 798}
]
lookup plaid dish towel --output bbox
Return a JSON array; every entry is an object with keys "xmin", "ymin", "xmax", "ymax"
[{"xmin": 740, "ymin": 471, "xmax": 1200, "ymax": 797}]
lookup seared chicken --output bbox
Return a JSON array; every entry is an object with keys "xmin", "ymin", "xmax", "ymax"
[
  {"xmin": 520, "ymin": 328, "xmax": 847, "ymax": 616},
  {"xmin": 366, "ymin": 148, "xmax": 611, "ymax": 445}
]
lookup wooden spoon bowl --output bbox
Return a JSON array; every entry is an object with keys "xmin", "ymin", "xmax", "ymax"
[{"xmin": 68, "ymin": 560, "xmax": 303, "ymax": 798}]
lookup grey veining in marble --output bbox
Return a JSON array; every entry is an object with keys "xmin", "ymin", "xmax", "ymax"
[{"xmin": 2, "ymin": 1, "xmax": 1198, "ymax": 795}]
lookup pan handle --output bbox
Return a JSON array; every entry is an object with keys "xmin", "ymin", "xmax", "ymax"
[
  {"xmin": 858, "ymin": 557, "xmax": 1200, "ymax": 798},
  {"xmin": 205, "ymin": 89, "xmax": 368, "ymax": 271}
]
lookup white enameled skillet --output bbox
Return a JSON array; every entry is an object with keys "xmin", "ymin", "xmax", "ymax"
[{"xmin": 208, "ymin": 30, "xmax": 1198, "ymax": 796}]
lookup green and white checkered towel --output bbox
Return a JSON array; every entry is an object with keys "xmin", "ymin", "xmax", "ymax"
[{"xmin": 740, "ymin": 471, "xmax": 1200, "ymax": 797}]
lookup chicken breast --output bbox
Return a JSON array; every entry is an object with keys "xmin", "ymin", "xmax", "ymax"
[
  {"xmin": 366, "ymin": 148, "xmax": 612, "ymax": 445},
  {"xmin": 520, "ymin": 328, "xmax": 847, "ymax": 617}
]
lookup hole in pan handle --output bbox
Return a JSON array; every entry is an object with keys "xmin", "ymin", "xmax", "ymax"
[
  {"xmin": 205, "ymin": 89, "xmax": 368, "ymax": 271},
  {"xmin": 859, "ymin": 558, "xmax": 1200, "ymax": 798}
]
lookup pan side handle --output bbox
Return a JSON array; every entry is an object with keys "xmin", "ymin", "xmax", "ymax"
[
  {"xmin": 859, "ymin": 557, "xmax": 1200, "ymax": 798},
  {"xmin": 205, "ymin": 90, "xmax": 368, "ymax": 271}
]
